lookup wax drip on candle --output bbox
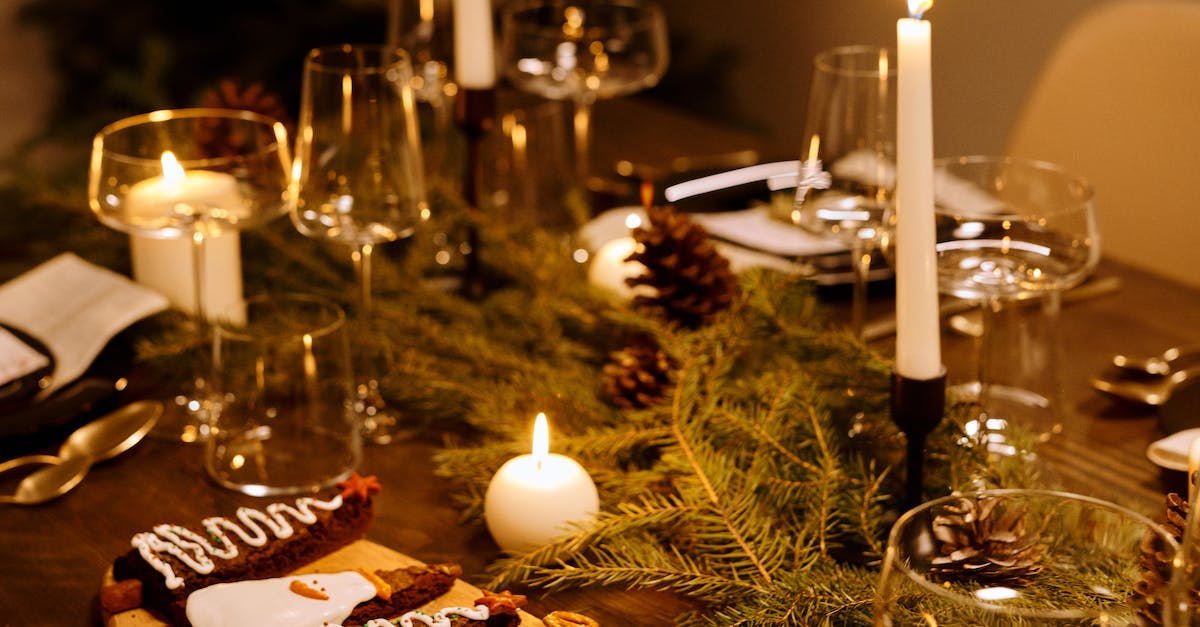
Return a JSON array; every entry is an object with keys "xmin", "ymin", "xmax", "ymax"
[{"xmin": 908, "ymin": 0, "xmax": 932, "ymax": 19}]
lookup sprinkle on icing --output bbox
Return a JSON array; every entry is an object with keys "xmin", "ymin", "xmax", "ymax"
[
  {"xmin": 131, "ymin": 495, "xmax": 343, "ymax": 590},
  {"xmin": 397, "ymin": 604, "xmax": 491, "ymax": 627}
]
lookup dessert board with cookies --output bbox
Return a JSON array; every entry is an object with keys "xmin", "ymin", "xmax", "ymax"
[
  {"xmin": 103, "ymin": 539, "xmax": 545, "ymax": 626},
  {"xmin": 98, "ymin": 473, "xmax": 546, "ymax": 627}
]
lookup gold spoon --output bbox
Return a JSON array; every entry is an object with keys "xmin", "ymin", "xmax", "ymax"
[
  {"xmin": 1112, "ymin": 344, "xmax": 1200, "ymax": 376},
  {"xmin": 0, "ymin": 455, "xmax": 91, "ymax": 505},
  {"xmin": 0, "ymin": 400, "xmax": 162, "ymax": 505},
  {"xmin": 1092, "ymin": 366, "xmax": 1200, "ymax": 406},
  {"xmin": 58, "ymin": 399, "xmax": 162, "ymax": 461}
]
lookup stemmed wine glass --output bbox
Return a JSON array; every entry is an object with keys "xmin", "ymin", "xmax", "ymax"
[
  {"xmin": 792, "ymin": 46, "xmax": 896, "ymax": 338},
  {"xmin": 500, "ymin": 0, "xmax": 668, "ymax": 205},
  {"xmin": 88, "ymin": 108, "xmax": 291, "ymax": 443},
  {"xmin": 290, "ymin": 44, "xmax": 427, "ymax": 445},
  {"xmin": 931, "ymin": 156, "xmax": 1099, "ymax": 455},
  {"xmin": 875, "ymin": 488, "xmax": 1176, "ymax": 625}
]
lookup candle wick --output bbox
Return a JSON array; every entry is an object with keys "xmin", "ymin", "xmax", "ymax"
[{"xmin": 536, "ymin": 458, "xmax": 543, "ymax": 472}]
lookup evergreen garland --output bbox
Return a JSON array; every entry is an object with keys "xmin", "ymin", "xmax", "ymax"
[{"xmin": 0, "ymin": 165, "xmax": 1032, "ymax": 625}]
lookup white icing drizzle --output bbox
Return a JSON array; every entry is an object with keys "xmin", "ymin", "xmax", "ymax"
[
  {"xmin": 130, "ymin": 495, "xmax": 343, "ymax": 590},
  {"xmin": 185, "ymin": 571, "xmax": 377, "ymax": 627},
  {"xmin": 395, "ymin": 604, "xmax": 491, "ymax": 627}
]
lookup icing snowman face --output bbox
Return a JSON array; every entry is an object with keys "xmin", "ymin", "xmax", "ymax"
[{"xmin": 185, "ymin": 571, "xmax": 376, "ymax": 627}]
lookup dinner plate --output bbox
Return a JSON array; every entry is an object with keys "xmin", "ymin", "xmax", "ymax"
[
  {"xmin": 0, "ymin": 323, "xmax": 54, "ymax": 406},
  {"xmin": 0, "ymin": 322, "xmax": 134, "ymax": 456},
  {"xmin": 580, "ymin": 206, "xmax": 894, "ymax": 286}
]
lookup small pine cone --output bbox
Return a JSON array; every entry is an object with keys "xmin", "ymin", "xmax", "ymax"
[
  {"xmin": 196, "ymin": 79, "xmax": 293, "ymax": 158},
  {"xmin": 626, "ymin": 205, "xmax": 737, "ymax": 327},
  {"xmin": 602, "ymin": 339, "xmax": 673, "ymax": 409},
  {"xmin": 1131, "ymin": 493, "xmax": 1193, "ymax": 625},
  {"xmin": 928, "ymin": 495, "xmax": 1047, "ymax": 586}
]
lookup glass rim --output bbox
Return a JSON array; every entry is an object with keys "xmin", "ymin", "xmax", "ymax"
[
  {"xmin": 303, "ymin": 43, "xmax": 413, "ymax": 75},
  {"xmin": 215, "ymin": 293, "xmax": 347, "ymax": 342},
  {"xmin": 934, "ymin": 154, "xmax": 1096, "ymax": 218},
  {"xmin": 501, "ymin": 0, "xmax": 665, "ymax": 32},
  {"xmin": 813, "ymin": 45, "xmax": 897, "ymax": 78},
  {"xmin": 93, "ymin": 107, "xmax": 289, "ymax": 168},
  {"xmin": 884, "ymin": 487, "xmax": 1176, "ymax": 619}
]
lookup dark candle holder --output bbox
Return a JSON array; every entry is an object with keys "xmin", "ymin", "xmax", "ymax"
[
  {"xmin": 454, "ymin": 87, "xmax": 496, "ymax": 299},
  {"xmin": 890, "ymin": 369, "xmax": 946, "ymax": 509}
]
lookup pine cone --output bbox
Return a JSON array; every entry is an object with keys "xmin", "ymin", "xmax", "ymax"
[
  {"xmin": 602, "ymin": 337, "xmax": 674, "ymax": 409},
  {"xmin": 196, "ymin": 79, "xmax": 293, "ymax": 159},
  {"xmin": 626, "ymin": 205, "xmax": 737, "ymax": 327},
  {"xmin": 1131, "ymin": 493, "xmax": 1191, "ymax": 625},
  {"xmin": 928, "ymin": 495, "xmax": 1048, "ymax": 585}
]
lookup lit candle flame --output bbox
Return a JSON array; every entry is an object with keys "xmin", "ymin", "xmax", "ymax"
[
  {"xmin": 532, "ymin": 412, "xmax": 550, "ymax": 469},
  {"xmin": 640, "ymin": 179, "xmax": 654, "ymax": 211},
  {"xmin": 160, "ymin": 151, "xmax": 185, "ymax": 184},
  {"xmin": 625, "ymin": 212, "xmax": 642, "ymax": 230},
  {"xmin": 908, "ymin": 0, "xmax": 933, "ymax": 19}
]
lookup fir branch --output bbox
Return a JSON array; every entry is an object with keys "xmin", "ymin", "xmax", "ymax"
[{"xmin": 669, "ymin": 357, "xmax": 774, "ymax": 585}]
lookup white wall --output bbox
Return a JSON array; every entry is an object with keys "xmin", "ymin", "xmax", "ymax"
[
  {"xmin": 656, "ymin": 0, "xmax": 1105, "ymax": 158},
  {"xmin": 0, "ymin": 0, "xmax": 54, "ymax": 158}
]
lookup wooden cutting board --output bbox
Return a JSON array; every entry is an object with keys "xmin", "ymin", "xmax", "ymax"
[{"xmin": 102, "ymin": 539, "xmax": 545, "ymax": 626}]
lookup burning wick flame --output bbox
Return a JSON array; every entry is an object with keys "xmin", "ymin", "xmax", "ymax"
[
  {"xmin": 160, "ymin": 151, "xmax": 185, "ymax": 183},
  {"xmin": 908, "ymin": 0, "xmax": 932, "ymax": 19},
  {"xmin": 532, "ymin": 412, "xmax": 550, "ymax": 471},
  {"xmin": 640, "ymin": 179, "xmax": 654, "ymax": 211}
]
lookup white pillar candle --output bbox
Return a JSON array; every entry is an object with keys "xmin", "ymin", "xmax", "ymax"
[
  {"xmin": 453, "ymin": 0, "xmax": 496, "ymax": 89},
  {"xmin": 895, "ymin": 0, "xmax": 942, "ymax": 380},
  {"xmin": 484, "ymin": 413, "xmax": 599, "ymax": 552},
  {"xmin": 125, "ymin": 151, "xmax": 245, "ymax": 323}
]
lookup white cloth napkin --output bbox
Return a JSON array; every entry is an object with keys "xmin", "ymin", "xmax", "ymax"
[{"xmin": 0, "ymin": 253, "xmax": 169, "ymax": 395}]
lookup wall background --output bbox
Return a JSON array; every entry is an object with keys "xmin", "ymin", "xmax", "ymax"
[{"xmin": 654, "ymin": 0, "xmax": 1104, "ymax": 158}]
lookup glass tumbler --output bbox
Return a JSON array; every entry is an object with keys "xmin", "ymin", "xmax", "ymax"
[{"xmin": 205, "ymin": 294, "xmax": 360, "ymax": 496}]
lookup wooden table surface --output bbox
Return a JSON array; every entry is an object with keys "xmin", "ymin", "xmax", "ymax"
[{"xmin": 1, "ymin": 101, "xmax": 1197, "ymax": 625}]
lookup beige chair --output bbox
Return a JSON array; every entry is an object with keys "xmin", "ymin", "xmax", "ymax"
[{"xmin": 1006, "ymin": 0, "xmax": 1200, "ymax": 288}]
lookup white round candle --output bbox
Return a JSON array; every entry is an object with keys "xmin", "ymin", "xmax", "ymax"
[
  {"xmin": 587, "ymin": 236, "xmax": 648, "ymax": 300},
  {"xmin": 484, "ymin": 413, "xmax": 599, "ymax": 552}
]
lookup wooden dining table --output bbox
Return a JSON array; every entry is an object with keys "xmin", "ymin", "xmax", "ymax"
[{"xmin": 1, "ymin": 99, "xmax": 1197, "ymax": 625}]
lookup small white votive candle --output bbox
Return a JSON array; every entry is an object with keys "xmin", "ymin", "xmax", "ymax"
[
  {"xmin": 484, "ymin": 413, "xmax": 599, "ymax": 552},
  {"xmin": 588, "ymin": 213, "xmax": 653, "ymax": 301}
]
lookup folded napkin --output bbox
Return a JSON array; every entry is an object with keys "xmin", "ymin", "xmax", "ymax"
[{"xmin": 0, "ymin": 253, "xmax": 169, "ymax": 395}]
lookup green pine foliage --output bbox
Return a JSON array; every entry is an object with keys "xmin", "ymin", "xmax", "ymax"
[{"xmin": 0, "ymin": 171, "xmax": 1020, "ymax": 625}]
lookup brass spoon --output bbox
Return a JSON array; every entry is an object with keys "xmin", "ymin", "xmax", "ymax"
[
  {"xmin": 0, "ymin": 400, "xmax": 162, "ymax": 505},
  {"xmin": 1112, "ymin": 344, "xmax": 1200, "ymax": 376},
  {"xmin": 58, "ymin": 399, "xmax": 162, "ymax": 461},
  {"xmin": 1092, "ymin": 366, "xmax": 1200, "ymax": 406},
  {"xmin": 0, "ymin": 455, "xmax": 91, "ymax": 505}
]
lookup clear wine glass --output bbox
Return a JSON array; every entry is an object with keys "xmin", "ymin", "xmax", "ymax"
[
  {"xmin": 792, "ymin": 46, "xmax": 896, "ymax": 338},
  {"xmin": 931, "ymin": 156, "xmax": 1099, "ymax": 456},
  {"xmin": 875, "ymin": 489, "xmax": 1176, "ymax": 625},
  {"xmin": 500, "ymin": 0, "xmax": 669, "ymax": 202},
  {"xmin": 88, "ymin": 108, "xmax": 291, "ymax": 443},
  {"xmin": 290, "ymin": 44, "xmax": 427, "ymax": 445}
]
